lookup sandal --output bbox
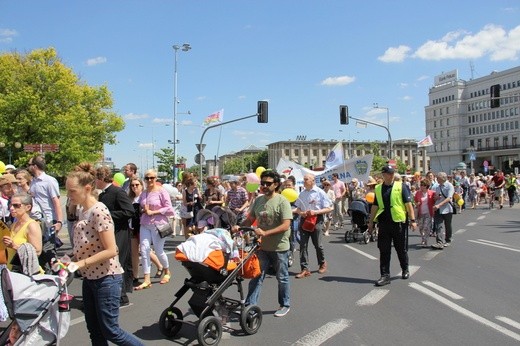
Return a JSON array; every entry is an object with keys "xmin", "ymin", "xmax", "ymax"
[
  {"xmin": 134, "ymin": 282, "xmax": 152, "ymax": 290},
  {"xmin": 154, "ymin": 268, "xmax": 164, "ymax": 278},
  {"xmin": 160, "ymin": 274, "xmax": 171, "ymax": 284}
]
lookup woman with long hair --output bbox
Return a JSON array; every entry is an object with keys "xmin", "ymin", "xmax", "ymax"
[
  {"xmin": 67, "ymin": 163, "xmax": 143, "ymax": 345},
  {"xmin": 128, "ymin": 178, "xmax": 163, "ymax": 286},
  {"xmin": 181, "ymin": 177, "xmax": 203, "ymax": 239},
  {"xmin": 203, "ymin": 176, "xmax": 224, "ymax": 210},
  {"xmin": 135, "ymin": 169, "xmax": 174, "ymax": 290}
]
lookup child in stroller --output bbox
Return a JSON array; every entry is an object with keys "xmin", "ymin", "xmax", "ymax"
[
  {"xmin": 345, "ymin": 199, "xmax": 374, "ymax": 244},
  {"xmin": 159, "ymin": 227, "xmax": 262, "ymax": 346}
]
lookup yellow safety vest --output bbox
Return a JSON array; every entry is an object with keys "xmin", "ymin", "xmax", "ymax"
[{"xmin": 374, "ymin": 181, "xmax": 407, "ymax": 222}]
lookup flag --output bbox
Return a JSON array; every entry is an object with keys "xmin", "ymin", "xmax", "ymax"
[
  {"xmin": 325, "ymin": 142, "xmax": 345, "ymax": 169},
  {"xmin": 417, "ymin": 135, "xmax": 433, "ymax": 147},
  {"xmin": 202, "ymin": 109, "xmax": 224, "ymax": 127}
]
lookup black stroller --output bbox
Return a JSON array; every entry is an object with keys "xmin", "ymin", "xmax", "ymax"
[
  {"xmin": 159, "ymin": 227, "xmax": 262, "ymax": 346},
  {"xmin": 345, "ymin": 199, "xmax": 373, "ymax": 244},
  {"xmin": 211, "ymin": 206, "xmax": 237, "ymax": 231}
]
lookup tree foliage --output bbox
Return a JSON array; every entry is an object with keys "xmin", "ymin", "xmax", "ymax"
[
  {"xmin": 0, "ymin": 48, "xmax": 124, "ymax": 175},
  {"xmin": 221, "ymin": 150, "xmax": 268, "ymax": 175}
]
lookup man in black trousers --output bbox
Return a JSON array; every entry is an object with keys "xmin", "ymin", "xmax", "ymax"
[{"xmin": 96, "ymin": 166, "xmax": 135, "ymax": 306}]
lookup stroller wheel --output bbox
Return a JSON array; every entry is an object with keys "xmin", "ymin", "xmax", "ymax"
[
  {"xmin": 198, "ymin": 316, "xmax": 222, "ymax": 346},
  {"xmin": 159, "ymin": 307, "xmax": 183, "ymax": 338},
  {"xmin": 363, "ymin": 232, "xmax": 370, "ymax": 244},
  {"xmin": 344, "ymin": 231, "xmax": 352, "ymax": 243},
  {"xmin": 288, "ymin": 252, "xmax": 294, "ymax": 267},
  {"xmin": 240, "ymin": 304, "xmax": 263, "ymax": 335}
]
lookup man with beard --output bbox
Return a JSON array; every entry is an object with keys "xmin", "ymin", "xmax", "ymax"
[{"xmin": 234, "ymin": 170, "xmax": 292, "ymax": 317}]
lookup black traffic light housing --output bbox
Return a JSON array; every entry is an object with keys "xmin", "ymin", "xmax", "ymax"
[
  {"xmin": 340, "ymin": 105, "xmax": 349, "ymax": 125},
  {"xmin": 257, "ymin": 101, "xmax": 268, "ymax": 123},
  {"xmin": 490, "ymin": 84, "xmax": 500, "ymax": 108}
]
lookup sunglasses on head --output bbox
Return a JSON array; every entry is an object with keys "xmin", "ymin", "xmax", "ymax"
[
  {"xmin": 144, "ymin": 177, "xmax": 156, "ymax": 181},
  {"xmin": 260, "ymin": 181, "xmax": 274, "ymax": 187}
]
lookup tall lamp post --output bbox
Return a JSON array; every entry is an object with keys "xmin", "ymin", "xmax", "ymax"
[
  {"xmin": 373, "ymin": 103, "xmax": 392, "ymax": 159},
  {"xmin": 173, "ymin": 43, "xmax": 191, "ymax": 182},
  {"xmin": 0, "ymin": 142, "xmax": 22, "ymax": 165}
]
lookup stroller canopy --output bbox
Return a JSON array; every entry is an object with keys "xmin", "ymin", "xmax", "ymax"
[
  {"xmin": 195, "ymin": 209, "xmax": 220, "ymax": 229},
  {"xmin": 211, "ymin": 206, "xmax": 237, "ymax": 230}
]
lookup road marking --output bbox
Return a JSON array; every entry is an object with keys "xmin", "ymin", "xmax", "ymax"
[
  {"xmin": 476, "ymin": 239, "xmax": 507, "ymax": 246},
  {"xmin": 421, "ymin": 250, "xmax": 442, "ymax": 261},
  {"xmin": 496, "ymin": 316, "xmax": 520, "ymax": 330},
  {"xmin": 343, "ymin": 244, "xmax": 377, "ymax": 260},
  {"xmin": 356, "ymin": 289, "xmax": 389, "ymax": 306},
  {"xmin": 466, "ymin": 222, "xmax": 477, "ymax": 227},
  {"xmin": 409, "ymin": 283, "xmax": 520, "ymax": 342},
  {"xmin": 455, "ymin": 228, "xmax": 466, "ymax": 234},
  {"xmin": 477, "ymin": 215, "xmax": 486, "ymax": 220},
  {"xmin": 291, "ymin": 318, "xmax": 352, "ymax": 346},
  {"xmin": 468, "ymin": 240, "xmax": 520, "ymax": 253},
  {"xmin": 407, "ymin": 265, "xmax": 420, "ymax": 277},
  {"xmin": 421, "ymin": 281, "xmax": 464, "ymax": 300}
]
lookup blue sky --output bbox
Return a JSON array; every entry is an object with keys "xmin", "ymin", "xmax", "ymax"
[{"xmin": 2, "ymin": 1, "xmax": 520, "ymax": 170}]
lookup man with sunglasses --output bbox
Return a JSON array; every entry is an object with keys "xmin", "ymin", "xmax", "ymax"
[{"xmin": 235, "ymin": 170, "xmax": 293, "ymax": 317}]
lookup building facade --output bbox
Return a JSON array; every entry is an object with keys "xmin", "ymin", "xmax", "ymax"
[{"xmin": 425, "ymin": 66, "xmax": 520, "ymax": 174}]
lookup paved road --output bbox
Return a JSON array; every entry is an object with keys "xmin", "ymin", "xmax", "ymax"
[{"xmin": 54, "ymin": 202, "xmax": 520, "ymax": 345}]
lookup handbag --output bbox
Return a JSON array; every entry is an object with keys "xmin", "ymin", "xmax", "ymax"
[
  {"xmin": 156, "ymin": 223, "xmax": 174, "ymax": 238},
  {"xmin": 301, "ymin": 214, "xmax": 318, "ymax": 232}
]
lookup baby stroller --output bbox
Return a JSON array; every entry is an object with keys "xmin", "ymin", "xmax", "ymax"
[
  {"xmin": 159, "ymin": 227, "xmax": 262, "ymax": 346},
  {"xmin": 211, "ymin": 206, "xmax": 237, "ymax": 231},
  {"xmin": 0, "ymin": 269, "xmax": 70, "ymax": 345},
  {"xmin": 345, "ymin": 199, "xmax": 373, "ymax": 244}
]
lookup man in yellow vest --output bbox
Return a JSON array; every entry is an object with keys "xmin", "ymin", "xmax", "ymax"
[
  {"xmin": 505, "ymin": 173, "xmax": 517, "ymax": 207},
  {"xmin": 367, "ymin": 165, "xmax": 417, "ymax": 286}
]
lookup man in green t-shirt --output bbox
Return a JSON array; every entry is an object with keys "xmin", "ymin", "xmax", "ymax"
[{"xmin": 236, "ymin": 170, "xmax": 293, "ymax": 317}]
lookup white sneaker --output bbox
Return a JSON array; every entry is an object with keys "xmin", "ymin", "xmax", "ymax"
[{"xmin": 274, "ymin": 306, "xmax": 290, "ymax": 317}]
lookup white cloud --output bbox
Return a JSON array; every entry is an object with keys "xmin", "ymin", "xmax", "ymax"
[
  {"xmin": 152, "ymin": 118, "xmax": 172, "ymax": 124},
  {"xmin": 380, "ymin": 24, "xmax": 520, "ymax": 63},
  {"xmin": 402, "ymin": 95, "xmax": 412, "ymax": 101},
  {"xmin": 0, "ymin": 28, "xmax": 17, "ymax": 43},
  {"xmin": 378, "ymin": 45, "xmax": 411, "ymax": 62},
  {"xmin": 86, "ymin": 56, "xmax": 107, "ymax": 66},
  {"xmin": 417, "ymin": 75, "xmax": 429, "ymax": 81},
  {"xmin": 138, "ymin": 142, "xmax": 153, "ymax": 149},
  {"xmin": 197, "ymin": 96, "xmax": 206, "ymax": 101},
  {"xmin": 320, "ymin": 75, "xmax": 356, "ymax": 86},
  {"xmin": 124, "ymin": 113, "xmax": 149, "ymax": 120}
]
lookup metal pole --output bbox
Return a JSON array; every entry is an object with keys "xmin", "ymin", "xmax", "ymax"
[{"xmin": 173, "ymin": 46, "xmax": 178, "ymax": 182}]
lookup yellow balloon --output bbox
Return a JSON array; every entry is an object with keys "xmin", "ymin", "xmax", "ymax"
[
  {"xmin": 281, "ymin": 188, "xmax": 298, "ymax": 203},
  {"xmin": 0, "ymin": 161, "xmax": 5, "ymax": 174},
  {"xmin": 365, "ymin": 192, "xmax": 375, "ymax": 204},
  {"xmin": 255, "ymin": 166, "xmax": 266, "ymax": 178},
  {"xmin": 457, "ymin": 198, "xmax": 464, "ymax": 206},
  {"xmin": 453, "ymin": 192, "xmax": 460, "ymax": 201}
]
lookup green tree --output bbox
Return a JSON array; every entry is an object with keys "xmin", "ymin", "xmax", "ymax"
[
  {"xmin": 221, "ymin": 150, "xmax": 268, "ymax": 175},
  {"xmin": 0, "ymin": 48, "xmax": 124, "ymax": 175}
]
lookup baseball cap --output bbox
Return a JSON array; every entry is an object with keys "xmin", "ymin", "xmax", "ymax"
[{"xmin": 381, "ymin": 165, "xmax": 395, "ymax": 174}]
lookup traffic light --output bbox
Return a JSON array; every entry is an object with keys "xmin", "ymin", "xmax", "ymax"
[
  {"xmin": 257, "ymin": 101, "xmax": 268, "ymax": 123},
  {"xmin": 340, "ymin": 105, "xmax": 349, "ymax": 125},
  {"xmin": 490, "ymin": 84, "xmax": 500, "ymax": 108},
  {"xmin": 202, "ymin": 166, "xmax": 207, "ymax": 175}
]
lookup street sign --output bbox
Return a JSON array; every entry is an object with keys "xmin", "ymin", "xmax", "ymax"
[
  {"xmin": 23, "ymin": 143, "xmax": 59, "ymax": 153},
  {"xmin": 194, "ymin": 153, "xmax": 205, "ymax": 165},
  {"xmin": 469, "ymin": 153, "xmax": 476, "ymax": 161},
  {"xmin": 195, "ymin": 144, "xmax": 206, "ymax": 152},
  {"xmin": 388, "ymin": 159, "xmax": 397, "ymax": 168}
]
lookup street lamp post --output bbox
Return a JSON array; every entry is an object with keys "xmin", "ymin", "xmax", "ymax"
[
  {"xmin": 373, "ymin": 103, "xmax": 392, "ymax": 159},
  {"xmin": 0, "ymin": 142, "xmax": 22, "ymax": 165},
  {"xmin": 173, "ymin": 43, "xmax": 191, "ymax": 182}
]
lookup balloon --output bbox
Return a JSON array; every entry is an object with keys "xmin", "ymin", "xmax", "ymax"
[
  {"xmin": 113, "ymin": 172, "xmax": 125, "ymax": 186},
  {"xmin": 453, "ymin": 192, "xmax": 460, "ymax": 201},
  {"xmin": 246, "ymin": 182, "xmax": 259, "ymax": 193},
  {"xmin": 112, "ymin": 181, "xmax": 120, "ymax": 187},
  {"xmin": 255, "ymin": 166, "xmax": 266, "ymax": 178},
  {"xmin": 246, "ymin": 172, "xmax": 260, "ymax": 184},
  {"xmin": 365, "ymin": 192, "xmax": 375, "ymax": 204},
  {"xmin": 281, "ymin": 188, "xmax": 298, "ymax": 203},
  {"xmin": 178, "ymin": 170, "xmax": 184, "ymax": 181},
  {"xmin": 0, "ymin": 161, "xmax": 5, "ymax": 174},
  {"xmin": 457, "ymin": 198, "xmax": 464, "ymax": 206}
]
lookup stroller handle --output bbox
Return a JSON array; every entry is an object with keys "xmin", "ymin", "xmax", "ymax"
[{"xmin": 233, "ymin": 226, "xmax": 259, "ymax": 243}]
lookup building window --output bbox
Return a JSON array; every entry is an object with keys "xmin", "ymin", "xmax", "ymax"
[
  {"xmin": 440, "ymin": 108, "xmax": 443, "ymax": 115},
  {"xmin": 513, "ymin": 137, "xmax": 517, "ymax": 147},
  {"xmin": 447, "ymin": 118, "xmax": 450, "ymax": 125},
  {"xmin": 446, "ymin": 107, "xmax": 449, "ymax": 115},
  {"xmin": 485, "ymin": 138, "xmax": 490, "ymax": 149},
  {"xmin": 494, "ymin": 137, "xmax": 499, "ymax": 148},
  {"xmin": 294, "ymin": 149, "xmax": 299, "ymax": 156},
  {"xmin": 503, "ymin": 136, "xmax": 509, "ymax": 147},
  {"xmin": 478, "ymin": 139, "xmax": 483, "ymax": 150}
]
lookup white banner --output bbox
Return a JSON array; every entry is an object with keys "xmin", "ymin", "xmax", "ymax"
[{"xmin": 276, "ymin": 154, "xmax": 374, "ymax": 190}]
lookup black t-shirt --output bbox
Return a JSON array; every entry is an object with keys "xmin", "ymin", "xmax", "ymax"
[{"xmin": 374, "ymin": 182, "xmax": 412, "ymax": 223}]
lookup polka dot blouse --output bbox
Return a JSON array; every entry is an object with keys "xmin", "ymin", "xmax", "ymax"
[{"xmin": 73, "ymin": 202, "xmax": 123, "ymax": 280}]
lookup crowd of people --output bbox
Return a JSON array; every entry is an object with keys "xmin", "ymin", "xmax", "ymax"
[{"xmin": 0, "ymin": 156, "xmax": 518, "ymax": 344}]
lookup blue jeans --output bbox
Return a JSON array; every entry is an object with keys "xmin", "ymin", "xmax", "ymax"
[
  {"xmin": 246, "ymin": 250, "xmax": 290, "ymax": 308},
  {"xmin": 83, "ymin": 275, "xmax": 144, "ymax": 346}
]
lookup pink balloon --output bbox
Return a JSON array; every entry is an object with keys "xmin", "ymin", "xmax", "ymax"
[{"xmin": 246, "ymin": 172, "xmax": 260, "ymax": 184}]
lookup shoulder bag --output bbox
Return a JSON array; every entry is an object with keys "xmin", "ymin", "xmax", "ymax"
[{"xmin": 440, "ymin": 188, "xmax": 457, "ymax": 215}]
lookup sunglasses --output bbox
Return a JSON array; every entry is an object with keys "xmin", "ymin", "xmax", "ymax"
[
  {"xmin": 131, "ymin": 184, "xmax": 141, "ymax": 187},
  {"xmin": 10, "ymin": 203, "xmax": 24, "ymax": 209},
  {"xmin": 144, "ymin": 177, "xmax": 156, "ymax": 181},
  {"xmin": 260, "ymin": 181, "xmax": 274, "ymax": 187}
]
